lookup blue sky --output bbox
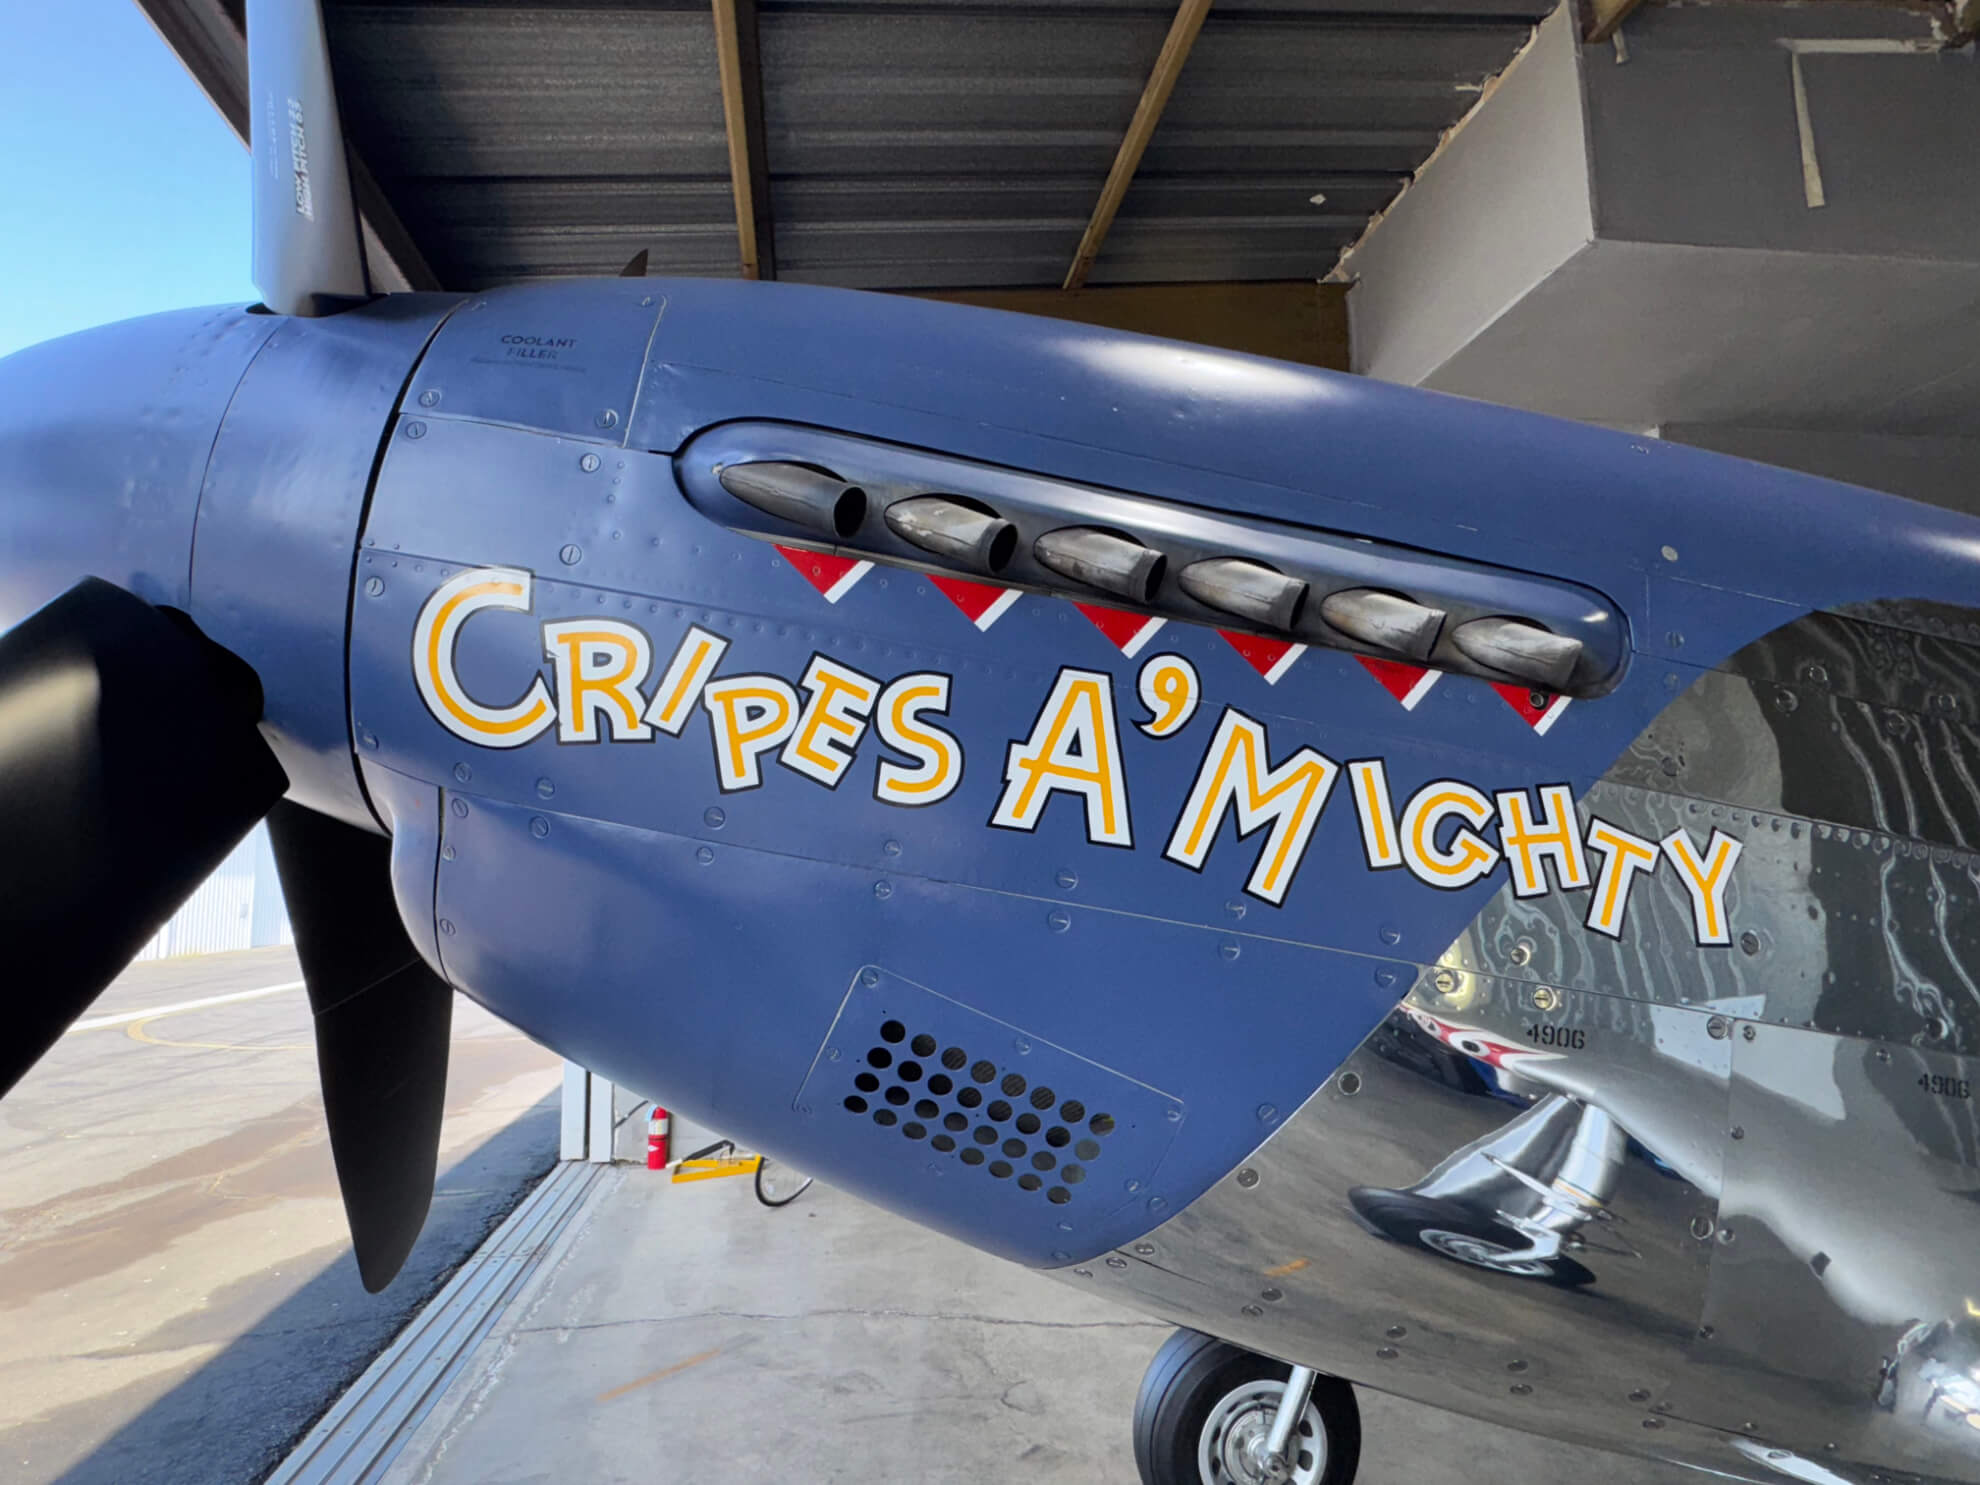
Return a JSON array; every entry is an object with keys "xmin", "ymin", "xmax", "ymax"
[{"xmin": 0, "ymin": 1, "xmax": 254, "ymax": 360}]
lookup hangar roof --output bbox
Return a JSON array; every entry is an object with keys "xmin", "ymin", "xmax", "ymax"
[{"xmin": 139, "ymin": 0, "xmax": 1548, "ymax": 297}]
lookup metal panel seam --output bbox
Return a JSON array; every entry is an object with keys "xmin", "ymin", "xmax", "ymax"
[{"xmin": 340, "ymin": 299, "xmax": 470, "ymax": 831}]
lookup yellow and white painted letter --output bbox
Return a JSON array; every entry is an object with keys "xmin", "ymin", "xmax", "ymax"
[
  {"xmin": 1661, "ymin": 827, "xmax": 1744, "ymax": 946},
  {"xmin": 704, "ymin": 675, "xmax": 801, "ymax": 791},
  {"xmin": 1135, "ymin": 653, "xmax": 1200, "ymax": 738},
  {"xmin": 1399, "ymin": 781, "xmax": 1500, "ymax": 890},
  {"xmin": 874, "ymin": 672, "xmax": 963, "ymax": 807},
  {"xmin": 1583, "ymin": 818, "xmax": 1660, "ymax": 939},
  {"xmin": 990, "ymin": 668, "xmax": 1132, "ymax": 846},
  {"xmin": 782, "ymin": 656, "xmax": 883, "ymax": 788},
  {"xmin": 643, "ymin": 625, "xmax": 729, "ymax": 736},
  {"xmin": 1164, "ymin": 709, "xmax": 1338, "ymax": 904},
  {"xmin": 542, "ymin": 619, "xmax": 654, "ymax": 744},
  {"xmin": 1494, "ymin": 784, "xmax": 1591, "ymax": 898},
  {"xmin": 412, "ymin": 566, "xmax": 555, "ymax": 749},
  {"xmin": 1347, "ymin": 759, "xmax": 1403, "ymax": 871}
]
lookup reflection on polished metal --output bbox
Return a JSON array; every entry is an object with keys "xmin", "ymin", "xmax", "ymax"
[
  {"xmin": 1069, "ymin": 602, "xmax": 1980, "ymax": 1485},
  {"xmin": 1350, "ymin": 1093, "xmax": 1624, "ymax": 1283},
  {"xmin": 1673, "ymin": 1023, "xmax": 1980, "ymax": 1482},
  {"xmin": 1451, "ymin": 604, "xmax": 1980, "ymax": 1048},
  {"xmin": 1061, "ymin": 972, "xmax": 1740, "ymax": 1474},
  {"xmin": 1728, "ymin": 1438, "xmax": 1858, "ymax": 1485}
]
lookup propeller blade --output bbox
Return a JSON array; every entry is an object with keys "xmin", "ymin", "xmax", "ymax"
[
  {"xmin": 267, "ymin": 801, "xmax": 453, "ymax": 1292},
  {"xmin": 0, "ymin": 579, "xmax": 287, "ymax": 1097},
  {"xmin": 248, "ymin": 0, "xmax": 369, "ymax": 314},
  {"xmin": 619, "ymin": 248, "xmax": 650, "ymax": 278}
]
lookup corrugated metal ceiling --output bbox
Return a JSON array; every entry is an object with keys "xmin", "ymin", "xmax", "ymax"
[{"xmin": 323, "ymin": 0, "xmax": 1548, "ymax": 292}]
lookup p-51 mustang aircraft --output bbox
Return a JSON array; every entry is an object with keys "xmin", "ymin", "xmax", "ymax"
[{"xmin": 7, "ymin": 4, "xmax": 1980, "ymax": 1483}]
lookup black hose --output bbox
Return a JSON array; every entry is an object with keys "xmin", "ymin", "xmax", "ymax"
[
  {"xmin": 753, "ymin": 1158, "xmax": 814, "ymax": 1209},
  {"xmin": 677, "ymin": 1138, "xmax": 812, "ymax": 1208}
]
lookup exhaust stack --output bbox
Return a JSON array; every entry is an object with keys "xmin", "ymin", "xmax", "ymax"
[
  {"xmin": 718, "ymin": 462, "xmax": 868, "ymax": 540},
  {"xmin": 885, "ymin": 497, "xmax": 1018, "ymax": 575},
  {"xmin": 1033, "ymin": 527, "xmax": 1165, "ymax": 605}
]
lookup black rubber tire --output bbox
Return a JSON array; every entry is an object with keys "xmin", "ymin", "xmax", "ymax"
[
  {"xmin": 1347, "ymin": 1187, "xmax": 1596, "ymax": 1288},
  {"xmin": 1133, "ymin": 1328, "xmax": 1360, "ymax": 1485}
]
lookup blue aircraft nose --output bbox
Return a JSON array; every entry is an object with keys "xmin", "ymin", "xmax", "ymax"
[{"xmin": 0, "ymin": 305, "xmax": 278, "ymax": 631}]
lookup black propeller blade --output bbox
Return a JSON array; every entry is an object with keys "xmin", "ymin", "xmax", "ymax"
[
  {"xmin": 0, "ymin": 579, "xmax": 288, "ymax": 1098},
  {"xmin": 267, "ymin": 801, "xmax": 454, "ymax": 1292}
]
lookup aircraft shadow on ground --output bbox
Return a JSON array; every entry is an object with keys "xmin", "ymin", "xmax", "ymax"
[{"xmin": 38, "ymin": 1093, "xmax": 559, "ymax": 1485}]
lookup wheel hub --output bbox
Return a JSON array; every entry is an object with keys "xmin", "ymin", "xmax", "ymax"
[
  {"xmin": 1419, "ymin": 1226, "xmax": 1555, "ymax": 1277},
  {"xmin": 1197, "ymin": 1379, "xmax": 1325, "ymax": 1485}
]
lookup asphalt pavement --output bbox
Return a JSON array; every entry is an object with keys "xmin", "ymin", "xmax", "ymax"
[{"xmin": 0, "ymin": 945, "xmax": 563, "ymax": 1485}]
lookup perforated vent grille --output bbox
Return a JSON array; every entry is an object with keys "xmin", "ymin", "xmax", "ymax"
[{"xmin": 840, "ymin": 1018, "xmax": 1116, "ymax": 1204}]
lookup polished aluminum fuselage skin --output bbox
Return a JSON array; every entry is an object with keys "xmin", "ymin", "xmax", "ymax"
[{"xmin": 1075, "ymin": 602, "xmax": 1980, "ymax": 1483}]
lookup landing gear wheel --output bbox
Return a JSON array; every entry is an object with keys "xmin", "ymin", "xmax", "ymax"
[
  {"xmin": 1348, "ymin": 1187, "xmax": 1596, "ymax": 1287},
  {"xmin": 1133, "ymin": 1329, "xmax": 1360, "ymax": 1485}
]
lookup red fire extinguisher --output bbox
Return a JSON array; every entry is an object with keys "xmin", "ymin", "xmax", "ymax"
[{"xmin": 646, "ymin": 1106, "xmax": 671, "ymax": 1170}]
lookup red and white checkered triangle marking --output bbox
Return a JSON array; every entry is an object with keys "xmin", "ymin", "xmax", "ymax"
[
  {"xmin": 929, "ymin": 575, "xmax": 1020, "ymax": 630},
  {"xmin": 1075, "ymin": 604, "xmax": 1166, "ymax": 657},
  {"xmin": 763, "ymin": 559, "xmax": 1566, "ymax": 737},
  {"xmin": 774, "ymin": 545, "xmax": 871, "ymax": 604},
  {"xmin": 1491, "ymin": 683, "xmax": 1571, "ymax": 734},
  {"xmin": 1358, "ymin": 657, "xmax": 1441, "ymax": 710},
  {"xmin": 1218, "ymin": 632, "xmax": 1307, "ymax": 685}
]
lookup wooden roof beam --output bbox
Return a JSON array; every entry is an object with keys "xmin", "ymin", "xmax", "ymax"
[
  {"xmin": 711, "ymin": 0, "xmax": 777, "ymax": 280},
  {"xmin": 1063, "ymin": 0, "xmax": 1213, "ymax": 291}
]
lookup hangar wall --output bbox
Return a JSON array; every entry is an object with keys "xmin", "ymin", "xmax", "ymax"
[
  {"xmin": 1340, "ymin": 0, "xmax": 1980, "ymax": 492},
  {"xmin": 132, "ymin": 822, "xmax": 292, "ymax": 962}
]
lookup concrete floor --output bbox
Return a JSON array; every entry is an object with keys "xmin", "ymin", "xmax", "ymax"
[
  {"xmin": 382, "ymin": 1165, "xmax": 1708, "ymax": 1485},
  {"xmin": 0, "ymin": 946, "xmax": 563, "ymax": 1485}
]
